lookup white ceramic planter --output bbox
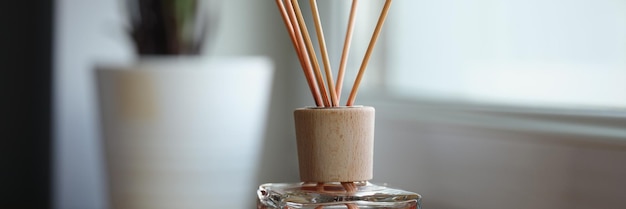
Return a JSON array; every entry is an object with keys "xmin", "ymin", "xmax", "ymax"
[{"xmin": 96, "ymin": 56, "xmax": 273, "ymax": 209}]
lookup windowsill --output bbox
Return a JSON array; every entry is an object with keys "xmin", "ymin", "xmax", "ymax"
[{"xmin": 355, "ymin": 90, "xmax": 626, "ymax": 147}]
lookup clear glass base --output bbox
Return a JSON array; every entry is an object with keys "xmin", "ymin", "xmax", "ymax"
[{"xmin": 257, "ymin": 181, "xmax": 421, "ymax": 209}]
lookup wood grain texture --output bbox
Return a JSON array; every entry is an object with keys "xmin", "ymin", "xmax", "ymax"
[{"xmin": 294, "ymin": 106, "xmax": 375, "ymax": 182}]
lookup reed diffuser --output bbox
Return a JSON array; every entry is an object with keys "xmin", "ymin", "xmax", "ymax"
[{"xmin": 257, "ymin": 1, "xmax": 422, "ymax": 209}]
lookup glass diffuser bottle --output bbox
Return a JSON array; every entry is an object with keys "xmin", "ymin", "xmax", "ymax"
[{"xmin": 257, "ymin": 106, "xmax": 422, "ymax": 209}]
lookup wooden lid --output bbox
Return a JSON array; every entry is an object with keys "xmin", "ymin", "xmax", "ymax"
[{"xmin": 293, "ymin": 106, "xmax": 374, "ymax": 182}]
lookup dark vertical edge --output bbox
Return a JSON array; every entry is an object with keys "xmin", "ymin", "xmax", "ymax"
[{"xmin": 0, "ymin": 0, "xmax": 54, "ymax": 208}]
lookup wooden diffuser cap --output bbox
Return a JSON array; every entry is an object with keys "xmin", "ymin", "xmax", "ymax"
[{"xmin": 294, "ymin": 106, "xmax": 374, "ymax": 182}]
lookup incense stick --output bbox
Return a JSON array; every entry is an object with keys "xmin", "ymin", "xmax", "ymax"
[
  {"xmin": 291, "ymin": 0, "xmax": 331, "ymax": 107},
  {"xmin": 278, "ymin": 0, "xmax": 324, "ymax": 106},
  {"xmin": 335, "ymin": 0, "xmax": 359, "ymax": 104},
  {"xmin": 310, "ymin": 0, "xmax": 338, "ymax": 107},
  {"xmin": 346, "ymin": 0, "xmax": 392, "ymax": 106}
]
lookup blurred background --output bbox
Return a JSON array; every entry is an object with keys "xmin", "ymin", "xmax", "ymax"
[{"xmin": 2, "ymin": 0, "xmax": 625, "ymax": 209}]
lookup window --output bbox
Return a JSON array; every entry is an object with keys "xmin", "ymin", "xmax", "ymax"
[{"xmin": 377, "ymin": 0, "xmax": 626, "ymax": 109}]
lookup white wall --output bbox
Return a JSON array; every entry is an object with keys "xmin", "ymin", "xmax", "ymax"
[{"xmin": 54, "ymin": 1, "xmax": 129, "ymax": 208}]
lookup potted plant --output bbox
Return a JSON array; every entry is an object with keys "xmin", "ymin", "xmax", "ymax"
[
  {"xmin": 127, "ymin": 0, "xmax": 211, "ymax": 55},
  {"xmin": 96, "ymin": 1, "xmax": 274, "ymax": 208}
]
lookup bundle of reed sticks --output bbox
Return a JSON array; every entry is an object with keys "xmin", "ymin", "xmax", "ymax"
[{"xmin": 275, "ymin": 0, "xmax": 392, "ymax": 107}]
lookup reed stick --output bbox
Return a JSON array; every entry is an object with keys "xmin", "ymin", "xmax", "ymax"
[
  {"xmin": 342, "ymin": 182, "xmax": 359, "ymax": 209},
  {"xmin": 310, "ymin": 0, "xmax": 338, "ymax": 106},
  {"xmin": 314, "ymin": 183, "xmax": 325, "ymax": 209},
  {"xmin": 335, "ymin": 0, "xmax": 359, "ymax": 104},
  {"xmin": 346, "ymin": 0, "xmax": 392, "ymax": 106},
  {"xmin": 291, "ymin": 0, "xmax": 331, "ymax": 107},
  {"xmin": 278, "ymin": 0, "xmax": 324, "ymax": 106},
  {"xmin": 275, "ymin": 0, "xmax": 298, "ymax": 49}
]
